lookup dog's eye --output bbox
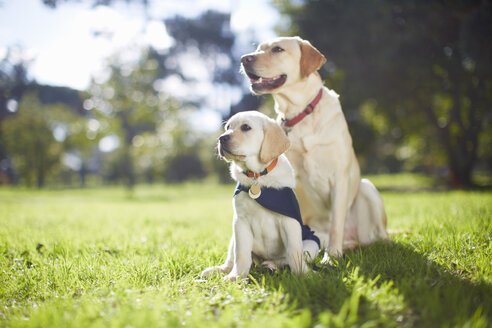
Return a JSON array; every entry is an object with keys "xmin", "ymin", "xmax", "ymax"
[
  {"xmin": 272, "ymin": 46, "xmax": 284, "ymax": 53},
  {"xmin": 241, "ymin": 124, "xmax": 251, "ymax": 132}
]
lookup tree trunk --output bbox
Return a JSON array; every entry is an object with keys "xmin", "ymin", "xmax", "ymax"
[
  {"xmin": 79, "ymin": 161, "xmax": 87, "ymax": 188},
  {"xmin": 423, "ymin": 103, "xmax": 477, "ymax": 189}
]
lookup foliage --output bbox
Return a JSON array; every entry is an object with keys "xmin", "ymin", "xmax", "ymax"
[
  {"xmin": 0, "ymin": 181, "xmax": 490, "ymax": 327},
  {"xmin": 79, "ymin": 10, "xmax": 244, "ymax": 187},
  {"xmin": 0, "ymin": 6, "xmax": 255, "ymax": 188},
  {"xmin": 0, "ymin": 94, "xmax": 63, "ymax": 187},
  {"xmin": 275, "ymin": 0, "xmax": 492, "ymax": 187},
  {"xmin": 152, "ymin": 10, "xmax": 243, "ymax": 115},
  {"xmin": 0, "ymin": 47, "xmax": 31, "ymax": 182},
  {"xmin": 164, "ymin": 10, "xmax": 239, "ymax": 86},
  {"xmin": 0, "ymin": 8, "xmax": 242, "ymax": 188},
  {"xmin": 85, "ymin": 50, "xmax": 206, "ymax": 186},
  {"xmin": 0, "ymin": 88, "xmax": 101, "ymax": 187},
  {"xmin": 164, "ymin": 152, "xmax": 206, "ymax": 183},
  {"xmin": 0, "ymin": 47, "xmax": 29, "ymax": 122}
]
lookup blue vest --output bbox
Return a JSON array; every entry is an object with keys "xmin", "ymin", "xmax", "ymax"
[{"xmin": 234, "ymin": 183, "xmax": 320, "ymax": 248}]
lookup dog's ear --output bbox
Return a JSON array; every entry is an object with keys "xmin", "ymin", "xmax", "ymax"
[
  {"xmin": 299, "ymin": 39, "xmax": 326, "ymax": 78},
  {"xmin": 260, "ymin": 121, "xmax": 290, "ymax": 164}
]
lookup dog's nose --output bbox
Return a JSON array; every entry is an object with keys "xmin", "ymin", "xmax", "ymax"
[
  {"xmin": 219, "ymin": 134, "xmax": 231, "ymax": 143},
  {"xmin": 241, "ymin": 55, "xmax": 255, "ymax": 64}
]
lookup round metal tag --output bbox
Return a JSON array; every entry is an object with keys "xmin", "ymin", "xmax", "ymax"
[{"xmin": 248, "ymin": 183, "xmax": 261, "ymax": 199}]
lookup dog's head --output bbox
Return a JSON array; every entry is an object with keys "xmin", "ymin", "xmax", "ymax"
[
  {"xmin": 240, "ymin": 36, "xmax": 326, "ymax": 95},
  {"xmin": 218, "ymin": 111, "xmax": 290, "ymax": 167}
]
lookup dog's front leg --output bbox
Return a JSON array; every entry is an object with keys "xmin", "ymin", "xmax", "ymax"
[
  {"xmin": 201, "ymin": 236, "xmax": 234, "ymax": 278},
  {"xmin": 283, "ymin": 222, "xmax": 308, "ymax": 274},
  {"xmin": 224, "ymin": 219, "xmax": 253, "ymax": 281},
  {"xmin": 326, "ymin": 182, "xmax": 349, "ymax": 259}
]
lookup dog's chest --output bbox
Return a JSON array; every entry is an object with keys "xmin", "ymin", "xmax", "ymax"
[
  {"xmin": 233, "ymin": 193, "xmax": 288, "ymax": 258},
  {"xmin": 286, "ymin": 142, "xmax": 334, "ymax": 195}
]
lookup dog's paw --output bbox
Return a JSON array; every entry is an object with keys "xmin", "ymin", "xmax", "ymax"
[
  {"xmin": 261, "ymin": 260, "xmax": 278, "ymax": 272},
  {"xmin": 201, "ymin": 265, "xmax": 229, "ymax": 279},
  {"xmin": 323, "ymin": 248, "xmax": 343, "ymax": 261},
  {"xmin": 320, "ymin": 252, "xmax": 331, "ymax": 265},
  {"xmin": 320, "ymin": 252, "xmax": 337, "ymax": 270},
  {"xmin": 223, "ymin": 273, "xmax": 241, "ymax": 282}
]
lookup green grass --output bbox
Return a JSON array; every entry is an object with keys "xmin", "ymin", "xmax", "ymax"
[
  {"xmin": 364, "ymin": 173, "xmax": 437, "ymax": 191},
  {"xmin": 0, "ymin": 180, "xmax": 491, "ymax": 327}
]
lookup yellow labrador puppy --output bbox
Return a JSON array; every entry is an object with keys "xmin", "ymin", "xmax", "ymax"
[
  {"xmin": 201, "ymin": 111, "xmax": 320, "ymax": 281},
  {"xmin": 240, "ymin": 37, "xmax": 389, "ymax": 260}
]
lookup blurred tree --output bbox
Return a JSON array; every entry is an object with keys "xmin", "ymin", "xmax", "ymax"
[
  {"xmin": 0, "ymin": 46, "xmax": 101, "ymax": 186},
  {"xmin": 28, "ymin": 84, "xmax": 98, "ymax": 186},
  {"xmin": 32, "ymin": 84, "xmax": 84, "ymax": 114},
  {"xmin": 86, "ymin": 50, "xmax": 193, "ymax": 187},
  {"xmin": 155, "ymin": 10, "xmax": 245, "ymax": 182},
  {"xmin": 0, "ymin": 94, "xmax": 63, "ymax": 187},
  {"xmin": 53, "ymin": 106, "xmax": 102, "ymax": 186},
  {"xmin": 88, "ymin": 53, "xmax": 154, "ymax": 187},
  {"xmin": 164, "ymin": 152, "xmax": 206, "ymax": 183},
  {"xmin": 150, "ymin": 10, "xmax": 243, "ymax": 114},
  {"xmin": 163, "ymin": 10, "xmax": 239, "ymax": 85},
  {"xmin": 0, "ymin": 47, "xmax": 29, "ymax": 121},
  {"xmin": 275, "ymin": 0, "xmax": 492, "ymax": 188},
  {"xmin": 35, "ymin": 3, "xmax": 251, "ymax": 185},
  {"xmin": 0, "ymin": 47, "xmax": 30, "ymax": 183}
]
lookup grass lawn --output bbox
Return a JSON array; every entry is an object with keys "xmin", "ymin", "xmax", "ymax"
[{"xmin": 0, "ymin": 177, "xmax": 491, "ymax": 327}]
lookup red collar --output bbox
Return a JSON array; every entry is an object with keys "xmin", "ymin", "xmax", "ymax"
[
  {"xmin": 282, "ymin": 88, "xmax": 323, "ymax": 128},
  {"xmin": 243, "ymin": 157, "xmax": 279, "ymax": 178}
]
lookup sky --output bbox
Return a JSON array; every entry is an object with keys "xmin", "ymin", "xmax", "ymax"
[
  {"xmin": 0, "ymin": 0, "xmax": 281, "ymax": 148},
  {"xmin": 0, "ymin": 0, "xmax": 279, "ymax": 90}
]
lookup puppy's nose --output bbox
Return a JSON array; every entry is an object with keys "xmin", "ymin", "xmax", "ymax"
[
  {"xmin": 219, "ymin": 134, "xmax": 231, "ymax": 143},
  {"xmin": 241, "ymin": 55, "xmax": 255, "ymax": 64}
]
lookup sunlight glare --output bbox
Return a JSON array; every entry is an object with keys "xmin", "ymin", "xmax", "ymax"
[
  {"xmin": 62, "ymin": 152, "xmax": 82, "ymax": 170},
  {"xmin": 99, "ymin": 135, "xmax": 120, "ymax": 152},
  {"xmin": 6, "ymin": 99, "xmax": 18, "ymax": 113},
  {"xmin": 145, "ymin": 20, "xmax": 174, "ymax": 52}
]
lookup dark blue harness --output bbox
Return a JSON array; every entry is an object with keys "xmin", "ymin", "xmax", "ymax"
[{"xmin": 234, "ymin": 183, "xmax": 320, "ymax": 248}]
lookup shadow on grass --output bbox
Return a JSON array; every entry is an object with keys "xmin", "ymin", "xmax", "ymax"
[{"xmin": 252, "ymin": 242, "xmax": 491, "ymax": 327}]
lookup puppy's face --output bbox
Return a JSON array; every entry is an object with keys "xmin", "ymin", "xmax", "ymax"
[
  {"xmin": 218, "ymin": 111, "xmax": 265, "ymax": 163},
  {"xmin": 240, "ymin": 37, "xmax": 326, "ymax": 95},
  {"xmin": 218, "ymin": 111, "xmax": 290, "ymax": 166}
]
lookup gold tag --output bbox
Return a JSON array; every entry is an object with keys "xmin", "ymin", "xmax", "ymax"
[{"xmin": 248, "ymin": 183, "xmax": 261, "ymax": 199}]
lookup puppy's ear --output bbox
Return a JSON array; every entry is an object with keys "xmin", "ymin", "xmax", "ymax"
[
  {"xmin": 299, "ymin": 39, "xmax": 326, "ymax": 78},
  {"xmin": 260, "ymin": 121, "xmax": 290, "ymax": 164}
]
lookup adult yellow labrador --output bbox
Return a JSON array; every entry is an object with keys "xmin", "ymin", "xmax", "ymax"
[{"xmin": 241, "ymin": 36, "xmax": 389, "ymax": 260}]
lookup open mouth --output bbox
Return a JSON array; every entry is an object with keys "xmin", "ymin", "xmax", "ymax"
[{"xmin": 244, "ymin": 70, "xmax": 287, "ymax": 92}]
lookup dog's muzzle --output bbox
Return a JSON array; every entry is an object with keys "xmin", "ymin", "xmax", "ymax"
[
  {"xmin": 240, "ymin": 54, "xmax": 286, "ymax": 93},
  {"xmin": 218, "ymin": 134, "xmax": 233, "ymax": 158}
]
